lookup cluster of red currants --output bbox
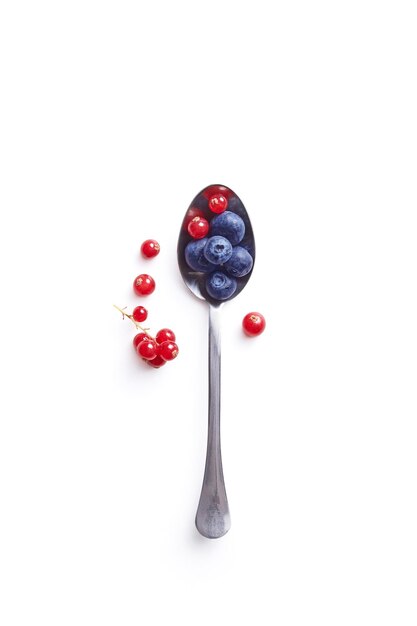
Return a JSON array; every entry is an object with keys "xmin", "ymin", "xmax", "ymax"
[
  {"xmin": 114, "ymin": 239, "xmax": 179, "ymax": 369},
  {"xmin": 115, "ymin": 235, "xmax": 265, "ymax": 371},
  {"xmin": 133, "ymin": 327, "xmax": 178, "ymax": 368}
]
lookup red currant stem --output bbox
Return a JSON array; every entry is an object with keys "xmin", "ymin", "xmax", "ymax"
[{"xmin": 113, "ymin": 304, "xmax": 150, "ymax": 333}]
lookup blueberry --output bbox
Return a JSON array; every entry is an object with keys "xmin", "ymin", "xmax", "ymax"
[
  {"xmin": 210, "ymin": 211, "xmax": 245, "ymax": 245},
  {"xmin": 185, "ymin": 238, "xmax": 216, "ymax": 272},
  {"xmin": 206, "ymin": 271, "xmax": 237, "ymax": 301},
  {"xmin": 203, "ymin": 236, "xmax": 233, "ymax": 265},
  {"xmin": 223, "ymin": 246, "xmax": 253, "ymax": 277},
  {"xmin": 239, "ymin": 237, "xmax": 255, "ymax": 258}
]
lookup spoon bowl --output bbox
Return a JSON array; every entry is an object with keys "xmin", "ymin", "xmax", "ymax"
[
  {"xmin": 177, "ymin": 185, "xmax": 255, "ymax": 305},
  {"xmin": 177, "ymin": 184, "xmax": 255, "ymax": 538}
]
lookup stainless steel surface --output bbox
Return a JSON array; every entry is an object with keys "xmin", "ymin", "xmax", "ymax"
[
  {"xmin": 177, "ymin": 184, "xmax": 255, "ymax": 538},
  {"xmin": 195, "ymin": 304, "xmax": 230, "ymax": 538}
]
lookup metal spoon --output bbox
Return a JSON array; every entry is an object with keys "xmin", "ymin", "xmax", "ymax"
[{"xmin": 177, "ymin": 184, "xmax": 255, "ymax": 538}]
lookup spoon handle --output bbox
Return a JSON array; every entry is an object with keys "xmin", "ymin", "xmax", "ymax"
[{"xmin": 195, "ymin": 305, "xmax": 231, "ymax": 539}]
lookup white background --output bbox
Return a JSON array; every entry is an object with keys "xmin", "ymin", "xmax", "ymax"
[{"xmin": 0, "ymin": 1, "xmax": 416, "ymax": 624}]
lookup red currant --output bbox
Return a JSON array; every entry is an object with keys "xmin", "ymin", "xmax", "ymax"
[
  {"xmin": 141, "ymin": 239, "xmax": 160, "ymax": 258},
  {"xmin": 203, "ymin": 185, "xmax": 231, "ymax": 200},
  {"xmin": 133, "ymin": 274, "xmax": 155, "ymax": 296},
  {"xmin": 187, "ymin": 216, "xmax": 209, "ymax": 239},
  {"xmin": 132, "ymin": 306, "xmax": 148, "ymax": 323},
  {"xmin": 158, "ymin": 340, "xmax": 179, "ymax": 361},
  {"xmin": 242, "ymin": 312, "xmax": 266, "ymax": 336},
  {"xmin": 133, "ymin": 332, "xmax": 149, "ymax": 349},
  {"xmin": 137, "ymin": 338, "xmax": 157, "ymax": 360},
  {"xmin": 208, "ymin": 193, "xmax": 228, "ymax": 214},
  {"xmin": 185, "ymin": 207, "xmax": 203, "ymax": 225},
  {"xmin": 155, "ymin": 328, "xmax": 176, "ymax": 344},
  {"xmin": 146, "ymin": 354, "xmax": 166, "ymax": 368}
]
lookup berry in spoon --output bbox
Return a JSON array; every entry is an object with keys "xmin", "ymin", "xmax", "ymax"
[
  {"xmin": 208, "ymin": 193, "xmax": 228, "ymax": 214},
  {"xmin": 210, "ymin": 211, "xmax": 245, "ymax": 245},
  {"xmin": 223, "ymin": 246, "xmax": 253, "ymax": 277},
  {"xmin": 206, "ymin": 271, "xmax": 237, "ymax": 300},
  {"xmin": 185, "ymin": 238, "xmax": 216, "ymax": 272},
  {"xmin": 187, "ymin": 216, "xmax": 209, "ymax": 239},
  {"xmin": 203, "ymin": 236, "xmax": 233, "ymax": 265}
]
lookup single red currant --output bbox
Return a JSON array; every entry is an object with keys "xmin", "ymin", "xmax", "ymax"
[
  {"xmin": 133, "ymin": 332, "xmax": 149, "ymax": 349},
  {"xmin": 146, "ymin": 354, "xmax": 166, "ymax": 368},
  {"xmin": 158, "ymin": 340, "xmax": 179, "ymax": 361},
  {"xmin": 133, "ymin": 274, "xmax": 155, "ymax": 296},
  {"xmin": 141, "ymin": 239, "xmax": 160, "ymax": 258},
  {"xmin": 184, "ymin": 207, "xmax": 202, "ymax": 226},
  {"xmin": 187, "ymin": 216, "xmax": 209, "ymax": 239},
  {"xmin": 132, "ymin": 306, "xmax": 148, "ymax": 323},
  {"xmin": 208, "ymin": 193, "xmax": 228, "ymax": 214},
  {"xmin": 203, "ymin": 185, "xmax": 231, "ymax": 200},
  {"xmin": 155, "ymin": 328, "xmax": 176, "ymax": 344},
  {"xmin": 137, "ymin": 338, "xmax": 157, "ymax": 360},
  {"xmin": 242, "ymin": 312, "xmax": 266, "ymax": 336}
]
